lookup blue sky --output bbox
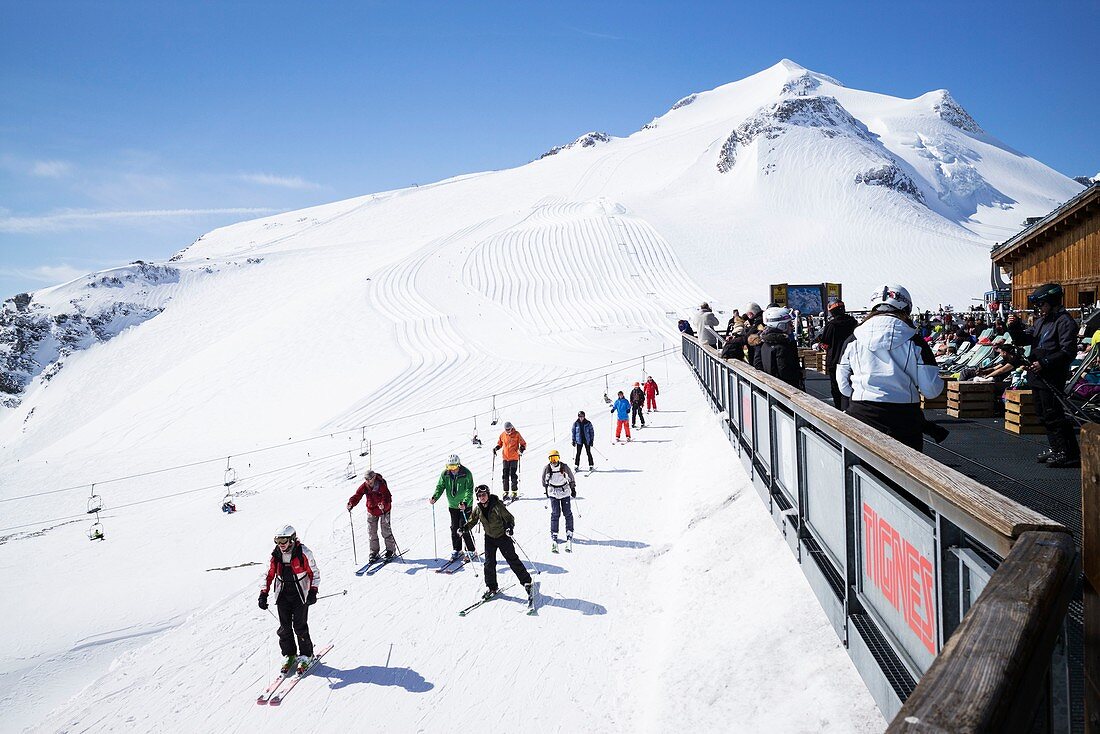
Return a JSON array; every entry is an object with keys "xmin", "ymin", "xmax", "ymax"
[{"xmin": 2, "ymin": 0, "xmax": 1098, "ymax": 299}]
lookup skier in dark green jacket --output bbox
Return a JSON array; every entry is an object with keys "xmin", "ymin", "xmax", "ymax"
[
  {"xmin": 465, "ymin": 485, "xmax": 533, "ymax": 601},
  {"xmin": 429, "ymin": 453, "xmax": 476, "ymax": 561}
]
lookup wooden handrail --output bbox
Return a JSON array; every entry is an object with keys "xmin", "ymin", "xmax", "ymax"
[
  {"xmin": 886, "ymin": 530, "xmax": 1077, "ymax": 733},
  {"xmin": 688, "ymin": 336, "xmax": 1062, "ymax": 550}
]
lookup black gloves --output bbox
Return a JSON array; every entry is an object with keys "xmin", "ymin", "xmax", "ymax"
[
  {"xmin": 571, "ymin": 488, "xmax": 577, "ymax": 498},
  {"xmin": 519, "ymin": 446, "xmax": 525, "ymax": 454},
  {"xmin": 543, "ymin": 486, "xmax": 549, "ymax": 497},
  {"xmin": 571, "ymin": 440, "xmax": 576, "ymax": 447},
  {"xmin": 258, "ymin": 592, "xmax": 268, "ymax": 610},
  {"xmin": 307, "ymin": 588, "xmax": 318, "ymax": 606},
  {"xmin": 506, "ymin": 526, "xmax": 514, "ymax": 537},
  {"xmin": 493, "ymin": 446, "xmax": 500, "ymax": 454}
]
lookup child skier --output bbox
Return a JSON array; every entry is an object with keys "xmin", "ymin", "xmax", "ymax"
[
  {"xmin": 258, "ymin": 525, "xmax": 320, "ymax": 674},
  {"xmin": 541, "ymin": 450, "xmax": 576, "ymax": 552},
  {"xmin": 611, "ymin": 391, "xmax": 631, "ymax": 442},
  {"xmin": 464, "ymin": 485, "xmax": 533, "ymax": 601}
]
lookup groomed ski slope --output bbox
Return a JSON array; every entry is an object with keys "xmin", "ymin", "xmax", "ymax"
[
  {"xmin": 29, "ymin": 377, "xmax": 885, "ymax": 733},
  {"xmin": 1, "ymin": 58, "xmax": 1081, "ymax": 730}
]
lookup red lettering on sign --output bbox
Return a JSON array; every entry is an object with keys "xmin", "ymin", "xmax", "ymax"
[{"xmin": 862, "ymin": 502, "xmax": 936, "ymax": 655}]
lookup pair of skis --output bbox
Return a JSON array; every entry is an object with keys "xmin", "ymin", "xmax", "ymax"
[
  {"xmin": 457, "ymin": 582, "xmax": 538, "ymax": 616},
  {"xmin": 354, "ymin": 550, "xmax": 407, "ymax": 577},
  {"xmin": 435, "ymin": 551, "xmax": 477, "ymax": 574},
  {"xmin": 256, "ymin": 644, "xmax": 333, "ymax": 706}
]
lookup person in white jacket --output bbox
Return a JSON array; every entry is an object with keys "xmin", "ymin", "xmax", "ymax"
[
  {"xmin": 836, "ymin": 285, "xmax": 943, "ymax": 451},
  {"xmin": 541, "ymin": 450, "xmax": 576, "ymax": 552},
  {"xmin": 693, "ymin": 303, "xmax": 720, "ymax": 348}
]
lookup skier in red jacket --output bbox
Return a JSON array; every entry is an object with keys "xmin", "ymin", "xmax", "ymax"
[
  {"xmin": 643, "ymin": 376, "xmax": 659, "ymax": 412},
  {"xmin": 258, "ymin": 525, "xmax": 320, "ymax": 674},
  {"xmin": 347, "ymin": 470, "xmax": 398, "ymax": 561}
]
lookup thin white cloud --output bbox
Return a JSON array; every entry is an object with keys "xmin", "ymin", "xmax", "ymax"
[
  {"xmin": 30, "ymin": 160, "xmax": 74, "ymax": 178},
  {"xmin": 238, "ymin": 173, "xmax": 321, "ymax": 190},
  {"xmin": 0, "ymin": 208, "xmax": 277, "ymax": 234},
  {"xmin": 0, "ymin": 263, "xmax": 89, "ymax": 286}
]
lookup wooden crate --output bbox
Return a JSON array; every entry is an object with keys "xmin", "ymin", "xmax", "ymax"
[
  {"xmin": 922, "ymin": 393, "xmax": 949, "ymax": 409},
  {"xmin": 1004, "ymin": 389, "xmax": 1044, "ymax": 434},
  {"xmin": 946, "ymin": 381, "xmax": 1003, "ymax": 418}
]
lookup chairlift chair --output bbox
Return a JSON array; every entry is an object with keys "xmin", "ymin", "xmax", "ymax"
[
  {"xmin": 221, "ymin": 488, "xmax": 237, "ymax": 514},
  {"xmin": 87, "ymin": 520, "xmax": 105, "ymax": 541},
  {"xmin": 603, "ymin": 374, "xmax": 611, "ymax": 404},
  {"xmin": 87, "ymin": 493, "xmax": 103, "ymax": 515},
  {"xmin": 471, "ymin": 416, "xmax": 482, "ymax": 447},
  {"xmin": 358, "ymin": 428, "xmax": 370, "ymax": 457},
  {"xmin": 490, "ymin": 395, "xmax": 499, "ymax": 426},
  {"xmin": 223, "ymin": 457, "xmax": 237, "ymax": 487},
  {"xmin": 345, "ymin": 452, "xmax": 357, "ymax": 480}
]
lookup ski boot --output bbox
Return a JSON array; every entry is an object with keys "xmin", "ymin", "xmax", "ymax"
[
  {"xmin": 482, "ymin": 588, "xmax": 498, "ymax": 601},
  {"xmin": 450, "ymin": 550, "xmax": 463, "ymax": 562},
  {"xmin": 1046, "ymin": 452, "xmax": 1080, "ymax": 468},
  {"xmin": 280, "ymin": 655, "xmax": 297, "ymax": 675},
  {"xmin": 383, "ymin": 549, "xmax": 396, "ymax": 561},
  {"xmin": 566, "ymin": 532, "xmax": 573, "ymax": 553},
  {"xmin": 367, "ymin": 552, "xmax": 381, "ymax": 563},
  {"xmin": 524, "ymin": 582, "xmax": 533, "ymax": 598},
  {"xmin": 296, "ymin": 655, "xmax": 313, "ymax": 675},
  {"xmin": 551, "ymin": 534, "xmax": 559, "ymax": 553},
  {"xmin": 1036, "ymin": 448, "xmax": 1055, "ymax": 463}
]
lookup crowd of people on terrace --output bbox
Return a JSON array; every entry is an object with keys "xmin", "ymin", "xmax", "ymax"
[{"xmin": 679, "ymin": 282, "xmax": 1097, "ymax": 470}]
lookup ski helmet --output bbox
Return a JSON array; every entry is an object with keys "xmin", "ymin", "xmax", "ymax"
[
  {"xmin": 763, "ymin": 306, "xmax": 795, "ymax": 329},
  {"xmin": 446, "ymin": 454, "xmax": 461, "ymax": 467},
  {"xmin": 868, "ymin": 284, "xmax": 912, "ymax": 313},
  {"xmin": 1027, "ymin": 283, "xmax": 1064, "ymax": 307},
  {"xmin": 475, "ymin": 484, "xmax": 490, "ymax": 497},
  {"xmin": 365, "ymin": 469, "xmax": 377, "ymax": 481},
  {"xmin": 503, "ymin": 421, "xmax": 514, "ymax": 431},
  {"xmin": 274, "ymin": 524, "xmax": 296, "ymax": 543},
  {"xmin": 548, "ymin": 450, "xmax": 560, "ymax": 461}
]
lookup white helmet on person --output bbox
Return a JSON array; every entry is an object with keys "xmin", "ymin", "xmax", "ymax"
[
  {"xmin": 869, "ymin": 284, "xmax": 912, "ymax": 313},
  {"xmin": 446, "ymin": 454, "xmax": 461, "ymax": 467},
  {"xmin": 274, "ymin": 525, "xmax": 297, "ymax": 542},
  {"xmin": 763, "ymin": 305, "xmax": 795, "ymax": 329}
]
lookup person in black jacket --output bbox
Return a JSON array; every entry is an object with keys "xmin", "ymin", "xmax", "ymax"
[
  {"xmin": 721, "ymin": 324, "xmax": 748, "ymax": 361},
  {"xmin": 818, "ymin": 300, "xmax": 858, "ymax": 410},
  {"xmin": 629, "ymin": 382, "xmax": 646, "ymax": 428},
  {"xmin": 753, "ymin": 306, "xmax": 804, "ymax": 389},
  {"xmin": 1007, "ymin": 283, "xmax": 1080, "ymax": 467}
]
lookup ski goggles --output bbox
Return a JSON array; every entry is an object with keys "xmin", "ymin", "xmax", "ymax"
[
  {"xmin": 446, "ymin": 464, "xmax": 459, "ymax": 471},
  {"xmin": 475, "ymin": 488, "xmax": 490, "ymax": 497},
  {"xmin": 274, "ymin": 536, "xmax": 293, "ymax": 545}
]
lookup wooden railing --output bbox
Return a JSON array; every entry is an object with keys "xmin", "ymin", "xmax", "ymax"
[{"xmin": 681, "ymin": 334, "xmax": 1079, "ymax": 729}]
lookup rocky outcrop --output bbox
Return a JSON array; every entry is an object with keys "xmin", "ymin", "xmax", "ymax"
[
  {"xmin": 540, "ymin": 132, "xmax": 612, "ymax": 159},
  {"xmin": 932, "ymin": 91, "xmax": 984, "ymax": 134},
  {"xmin": 855, "ymin": 163, "xmax": 924, "ymax": 201},
  {"xmin": 717, "ymin": 96, "xmax": 874, "ymax": 173}
]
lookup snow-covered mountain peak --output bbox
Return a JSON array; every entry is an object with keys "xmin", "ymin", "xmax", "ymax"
[
  {"xmin": 927, "ymin": 89, "xmax": 985, "ymax": 134},
  {"xmin": 539, "ymin": 131, "xmax": 613, "ymax": 159}
]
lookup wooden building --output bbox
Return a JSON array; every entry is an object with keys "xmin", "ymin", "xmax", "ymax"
[{"xmin": 991, "ymin": 182, "xmax": 1100, "ymax": 309}]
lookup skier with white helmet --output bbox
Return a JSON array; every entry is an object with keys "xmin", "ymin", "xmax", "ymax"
[
  {"xmin": 258, "ymin": 525, "xmax": 321, "ymax": 674},
  {"xmin": 836, "ymin": 285, "xmax": 943, "ymax": 451},
  {"xmin": 753, "ymin": 305, "xmax": 804, "ymax": 389},
  {"xmin": 541, "ymin": 450, "xmax": 577, "ymax": 552},
  {"xmin": 429, "ymin": 454, "xmax": 476, "ymax": 561}
]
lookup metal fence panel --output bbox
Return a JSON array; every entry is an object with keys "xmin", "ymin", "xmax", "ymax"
[{"xmin": 801, "ymin": 428, "xmax": 847, "ymax": 573}]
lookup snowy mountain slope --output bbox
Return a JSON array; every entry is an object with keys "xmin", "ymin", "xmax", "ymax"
[{"xmin": 0, "ymin": 59, "xmax": 1083, "ymax": 731}]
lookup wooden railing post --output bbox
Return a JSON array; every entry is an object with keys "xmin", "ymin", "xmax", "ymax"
[{"xmin": 1083, "ymin": 424, "xmax": 1100, "ymax": 731}]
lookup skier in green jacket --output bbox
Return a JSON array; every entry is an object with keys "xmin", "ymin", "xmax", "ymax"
[
  {"xmin": 465, "ymin": 485, "xmax": 533, "ymax": 601},
  {"xmin": 429, "ymin": 453, "xmax": 476, "ymax": 561}
]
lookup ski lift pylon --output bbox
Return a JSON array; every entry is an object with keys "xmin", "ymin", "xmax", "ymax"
[{"xmin": 223, "ymin": 457, "xmax": 237, "ymax": 487}]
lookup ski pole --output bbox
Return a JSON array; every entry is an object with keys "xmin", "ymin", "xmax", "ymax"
[
  {"xmin": 432, "ymin": 501, "xmax": 438, "ymax": 559},
  {"xmin": 491, "ymin": 452, "xmax": 497, "ymax": 491},
  {"xmin": 511, "ymin": 535, "xmax": 541, "ymax": 575},
  {"xmin": 461, "ymin": 507, "xmax": 479, "ymax": 577},
  {"xmin": 349, "ymin": 510, "xmax": 358, "ymax": 565},
  {"xmin": 317, "ymin": 589, "xmax": 348, "ymax": 602}
]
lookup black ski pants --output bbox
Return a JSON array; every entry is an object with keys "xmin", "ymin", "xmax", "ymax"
[
  {"xmin": 483, "ymin": 534, "xmax": 531, "ymax": 592},
  {"xmin": 501, "ymin": 459, "xmax": 519, "ymax": 494},
  {"xmin": 447, "ymin": 507, "xmax": 475, "ymax": 553},
  {"xmin": 846, "ymin": 400, "xmax": 923, "ymax": 452},
  {"xmin": 631, "ymin": 404, "xmax": 645, "ymax": 427},
  {"xmin": 1033, "ymin": 375, "xmax": 1079, "ymax": 457},
  {"xmin": 574, "ymin": 443, "xmax": 593, "ymax": 468},
  {"xmin": 276, "ymin": 589, "xmax": 314, "ymax": 658}
]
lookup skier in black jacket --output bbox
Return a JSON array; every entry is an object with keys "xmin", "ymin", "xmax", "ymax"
[
  {"xmin": 629, "ymin": 382, "xmax": 646, "ymax": 428},
  {"xmin": 1007, "ymin": 283, "xmax": 1080, "ymax": 467},
  {"xmin": 754, "ymin": 306, "xmax": 804, "ymax": 389},
  {"xmin": 818, "ymin": 300, "xmax": 858, "ymax": 410}
]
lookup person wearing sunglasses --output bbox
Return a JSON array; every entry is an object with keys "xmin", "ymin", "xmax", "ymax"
[
  {"xmin": 258, "ymin": 525, "xmax": 320, "ymax": 675},
  {"xmin": 464, "ymin": 485, "xmax": 533, "ymax": 602},
  {"xmin": 429, "ymin": 454, "xmax": 476, "ymax": 561}
]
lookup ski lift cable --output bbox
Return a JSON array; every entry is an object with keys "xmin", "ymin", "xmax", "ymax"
[
  {"xmin": 1, "ymin": 346, "xmax": 678, "ymax": 504},
  {"xmin": 0, "ymin": 353, "xmax": 677, "ymax": 536}
]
